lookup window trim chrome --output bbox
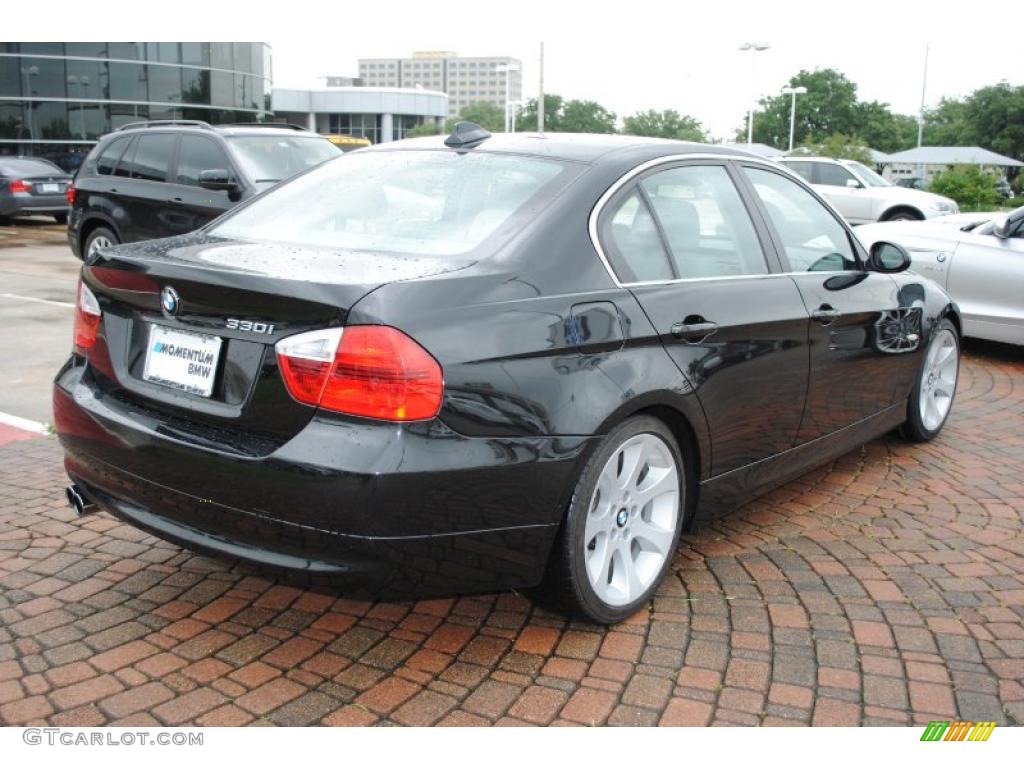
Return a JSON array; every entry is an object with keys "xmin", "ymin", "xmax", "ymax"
[{"xmin": 588, "ymin": 152, "xmax": 858, "ymax": 288}]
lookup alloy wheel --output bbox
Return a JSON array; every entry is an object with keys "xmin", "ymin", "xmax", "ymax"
[
  {"xmin": 87, "ymin": 235, "xmax": 112, "ymax": 256},
  {"xmin": 583, "ymin": 433, "xmax": 680, "ymax": 606},
  {"xmin": 919, "ymin": 328, "xmax": 958, "ymax": 431}
]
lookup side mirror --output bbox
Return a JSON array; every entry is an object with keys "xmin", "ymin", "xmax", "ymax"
[
  {"xmin": 845, "ymin": 178, "xmax": 862, "ymax": 189},
  {"xmin": 993, "ymin": 206, "xmax": 1024, "ymax": 239},
  {"xmin": 198, "ymin": 169, "xmax": 238, "ymax": 192},
  {"xmin": 868, "ymin": 241, "xmax": 911, "ymax": 273}
]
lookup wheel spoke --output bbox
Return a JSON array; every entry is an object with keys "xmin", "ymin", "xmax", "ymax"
[
  {"xmin": 618, "ymin": 541, "xmax": 641, "ymax": 600},
  {"xmin": 632, "ymin": 517, "xmax": 674, "ymax": 557},
  {"xmin": 616, "ymin": 442, "xmax": 643, "ymax": 490},
  {"xmin": 634, "ymin": 465, "xmax": 677, "ymax": 508}
]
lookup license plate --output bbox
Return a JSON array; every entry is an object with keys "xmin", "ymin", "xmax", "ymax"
[
  {"xmin": 143, "ymin": 324, "xmax": 222, "ymax": 398},
  {"xmin": 41, "ymin": 183, "xmax": 59, "ymax": 193}
]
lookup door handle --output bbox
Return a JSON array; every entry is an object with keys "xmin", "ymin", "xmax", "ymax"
[
  {"xmin": 811, "ymin": 304, "xmax": 842, "ymax": 325},
  {"xmin": 671, "ymin": 318, "xmax": 718, "ymax": 343}
]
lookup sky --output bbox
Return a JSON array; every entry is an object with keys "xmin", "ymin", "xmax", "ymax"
[{"xmin": 16, "ymin": 0, "xmax": 1023, "ymax": 141}]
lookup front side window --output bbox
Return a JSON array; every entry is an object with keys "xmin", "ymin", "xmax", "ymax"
[
  {"xmin": 210, "ymin": 150, "xmax": 571, "ymax": 256},
  {"xmin": 744, "ymin": 167, "xmax": 859, "ymax": 272},
  {"xmin": 176, "ymin": 136, "xmax": 231, "ymax": 186},
  {"xmin": 815, "ymin": 162, "xmax": 858, "ymax": 187},
  {"xmin": 640, "ymin": 165, "xmax": 768, "ymax": 279},
  {"xmin": 845, "ymin": 161, "xmax": 891, "ymax": 188},
  {"xmin": 225, "ymin": 136, "xmax": 341, "ymax": 184}
]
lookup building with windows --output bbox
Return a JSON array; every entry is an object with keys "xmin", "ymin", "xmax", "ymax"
[
  {"xmin": 883, "ymin": 146, "xmax": 1023, "ymax": 184},
  {"xmin": 271, "ymin": 86, "xmax": 448, "ymax": 144},
  {"xmin": 0, "ymin": 42, "xmax": 272, "ymax": 170},
  {"xmin": 358, "ymin": 51, "xmax": 522, "ymax": 118}
]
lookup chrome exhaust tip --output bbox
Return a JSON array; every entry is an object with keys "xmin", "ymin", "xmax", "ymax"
[{"xmin": 65, "ymin": 484, "xmax": 97, "ymax": 516}]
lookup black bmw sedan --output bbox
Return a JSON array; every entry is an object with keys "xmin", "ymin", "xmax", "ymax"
[{"xmin": 54, "ymin": 124, "xmax": 961, "ymax": 623}]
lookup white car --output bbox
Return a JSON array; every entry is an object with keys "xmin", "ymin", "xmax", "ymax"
[
  {"xmin": 779, "ymin": 157, "xmax": 959, "ymax": 225},
  {"xmin": 857, "ymin": 207, "xmax": 1024, "ymax": 345}
]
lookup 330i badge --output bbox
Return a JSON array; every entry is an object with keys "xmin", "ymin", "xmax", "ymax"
[{"xmin": 54, "ymin": 123, "xmax": 961, "ymax": 623}]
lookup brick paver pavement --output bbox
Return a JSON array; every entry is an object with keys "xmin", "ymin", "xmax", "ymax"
[{"xmin": 1, "ymin": 342, "xmax": 1022, "ymax": 727}]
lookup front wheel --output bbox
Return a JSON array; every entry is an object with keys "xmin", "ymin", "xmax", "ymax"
[
  {"xmin": 901, "ymin": 319, "xmax": 960, "ymax": 441},
  {"xmin": 543, "ymin": 416, "xmax": 687, "ymax": 624}
]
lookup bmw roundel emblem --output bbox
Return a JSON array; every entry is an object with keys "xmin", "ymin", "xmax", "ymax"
[{"xmin": 161, "ymin": 286, "xmax": 180, "ymax": 315}]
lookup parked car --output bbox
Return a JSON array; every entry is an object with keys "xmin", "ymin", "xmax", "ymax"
[
  {"xmin": 857, "ymin": 206, "xmax": 1024, "ymax": 345},
  {"xmin": 55, "ymin": 125, "xmax": 961, "ymax": 623},
  {"xmin": 325, "ymin": 134, "xmax": 372, "ymax": 152},
  {"xmin": 0, "ymin": 157, "xmax": 72, "ymax": 224},
  {"xmin": 996, "ymin": 177, "xmax": 1013, "ymax": 199},
  {"xmin": 67, "ymin": 120, "xmax": 342, "ymax": 259},
  {"xmin": 779, "ymin": 157, "xmax": 958, "ymax": 224},
  {"xmin": 895, "ymin": 177, "xmax": 926, "ymax": 190}
]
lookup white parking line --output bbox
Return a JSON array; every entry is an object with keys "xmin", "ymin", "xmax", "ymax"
[
  {"xmin": 0, "ymin": 411, "xmax": 48, "ymax": 434},
  {"xmin": 0, "ymin": 293, "xmax": 75, "ymax": 309}
]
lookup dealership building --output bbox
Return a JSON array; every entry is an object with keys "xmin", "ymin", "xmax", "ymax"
[
  {"xmin": 270, "ymin": 86, "xmax": 448, "ymax": 144},
  {"xmin": 0, "ymin": 42, "xmax": 273, "ymax": 170},
  {"xmin": 1, "ymin": 43, "xmax": 450, "ymax": 171}
]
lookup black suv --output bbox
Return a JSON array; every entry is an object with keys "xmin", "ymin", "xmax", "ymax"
[{"xmin": 67, "ymin": 121, "xmax": 341, "ymax": 259}]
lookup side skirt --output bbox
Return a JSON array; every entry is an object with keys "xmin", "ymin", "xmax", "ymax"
[{"xmin": 695, "ymin": 402, "xmax": 906, "ymax": 522}]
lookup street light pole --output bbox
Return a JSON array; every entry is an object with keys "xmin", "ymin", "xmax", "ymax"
[
  {"xmin": 739, "ymin": 42, "xmax": 770, "ymax": 147},
  {"xmin": 494, "ymin": 62, "xmax": 520, "ymax": 133},
  {"xmin": 781, "ymin": 86, "xmax": 807, "ymax": 152},
  {"xmin": 917, "ymin": 42, "xmax": 930, "ymax": 148}
]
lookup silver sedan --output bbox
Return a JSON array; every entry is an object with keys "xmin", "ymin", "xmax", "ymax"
[{"xmin": 857, "ymin": 207, "xmax": 1024, "ymax": 345}]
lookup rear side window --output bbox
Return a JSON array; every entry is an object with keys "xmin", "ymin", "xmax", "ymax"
[
  {"xmin": 96, "ymin": 136, "xmax": 131, "ymax": 176},
  {"xmin": 210, "ymin": 150, "xmax": 571, "ymax": 256},
  {"xmin": 782, "ymin": 162, "xmax": 813, "ymax": 183},
  {"xmin": 129, "ymin": 134, "xmax": 176, "ymax": 182},
  {"xmin": 600, "ymin": 191, "xmax": 673, "ymax": 283},
  {"xmin": 176, "ymin": 136, "xmax": 231, "ymax": 186},
  {"xmin": 743, "ymin": 167, "xmax": 859, "ymax": 272}
]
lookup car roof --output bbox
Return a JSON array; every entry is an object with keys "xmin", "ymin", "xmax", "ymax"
[
  {"xmin": 370, "ymin": 132, "xmax": 765, "ymax": 165},
  {"xmin": 101, "ymin": 124, "xmax": 326, "ymax": 141}
]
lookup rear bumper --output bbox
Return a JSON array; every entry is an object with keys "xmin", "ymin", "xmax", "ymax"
[
  {"xmin": 55, "ymin": 362, "xmax": 591, "ymax": 594},
  {"xmin": 0, "ymin": 196, "xmax": 66, "ymax": 216}
]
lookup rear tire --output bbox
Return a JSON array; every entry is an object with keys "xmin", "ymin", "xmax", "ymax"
[
  {"xmin": 901, "ymin": 319, "xmax": 960, "ymax": 442},
  {"xmin": 83, "ymin": 226, "xmax": 118, "ymax": 259},
  {"xmin": 540, "ymin": 415, "xmax": 687, "ymax": 624}
]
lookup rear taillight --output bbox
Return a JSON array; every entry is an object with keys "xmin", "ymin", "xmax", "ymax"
[
  {"xmin": 73, "ymin": 281, "xmax": 101, "ymax": 352},
  {"xmin": 9, "ymin": 179, "xmax": 30, "ymax": 193},
  {"xmin": 66, "ymin": 185, "xmax": 76, "ymax": 205},
  {"xmin": 276, "ymin": 326, "xmax": 443, "ymax": 421}
]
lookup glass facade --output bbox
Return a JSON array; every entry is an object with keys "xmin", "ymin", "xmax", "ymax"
[{"xmin": 0, "ymin": 42, "xmax": 272, "ymax": 171}]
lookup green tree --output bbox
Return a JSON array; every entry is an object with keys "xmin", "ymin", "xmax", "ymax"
[
  {"xmin": 560, "ymin": 100, "xmax": 617, "ymax": 133},
  {"xmin": 744, "ymin": 68, "xmax": 917, "ymax": 153},
  {"xmin": 404, "ymin": 120, "xmax": 442, "ymax": 138},
  {"xmin": 622, "ymin": 109, "xmax": 706, "ymax": 141},
  {"xmin": 928, "ymin": 165, "xmax": 1002, "ymax": 211},
  {"xmin": 443, "ymin": 102, "xmax": 505, "ymax": 133},
  {"xmin": 516, "ymin": 94, "xmax": 616, "ymax": 133},
  {"xmin": 793, "ymin": 133, "xmax": 873, "ymax": 164},
  {"xmin": 518, "ymin": 94, "xmax": 564, "ymax": 132},
  {"xmin": 923, "ymin": 97, "xmax": 970, "ymax": 146},
  {"xmin": 962, "ymin": 83, "xmax": 1024, "ymax": 162}
]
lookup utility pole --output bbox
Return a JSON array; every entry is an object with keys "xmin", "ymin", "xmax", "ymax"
[
  {"xmin": 537, "ymin": 42, "xmax": 545, "ymax": 133},
  {"xmin": 917, "ymin": 42, "xmax": 930, "ymax": 148}
]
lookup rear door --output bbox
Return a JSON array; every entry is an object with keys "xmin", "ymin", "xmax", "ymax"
[
  {"xmin": 166, "ymin": 134, "xmax": 240, "ymax": 233},
  {"xmin": 739, "ymin": 163, "xmax": 913, "ymax": 442},
  {"xmin": 119, "ymin": 132, "xmax": 179, "ymax": 241},
  {"xmin": 598, "ymin": 160, "xmax": 811, "ymax": 476}
]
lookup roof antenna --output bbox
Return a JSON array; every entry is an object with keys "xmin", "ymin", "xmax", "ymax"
[{"xmin": 445, "ymin": 121, "xmax": 491, "ymax": 149}]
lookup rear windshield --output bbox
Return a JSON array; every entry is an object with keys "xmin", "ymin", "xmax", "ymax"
[
  {"xmin": 225, "ymin": 135, "xmax": 341, "ymax": 183},
  {"xmin": 210, "ymin": 150, "xmax": 571, "ymax": 256},
  {"xmin": 0, "ymin": 159, "xmax": 66, "ymax": 177}
]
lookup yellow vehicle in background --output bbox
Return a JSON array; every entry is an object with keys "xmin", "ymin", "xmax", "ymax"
[{"xmin": 325, "ymin": 134, "xmax": 371, "ymax": 152}]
